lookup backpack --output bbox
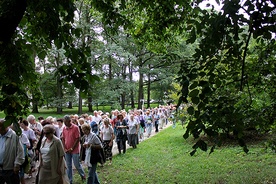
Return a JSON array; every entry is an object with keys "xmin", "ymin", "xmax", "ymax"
[
  {"xmin": 139, "ymin": 116, "xmax": 145, "ymax": 128},
  {"xmin": 90, "ymin": 134, "xmax": 106, "ymax": 165}
]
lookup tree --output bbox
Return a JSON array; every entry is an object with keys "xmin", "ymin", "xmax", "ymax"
[
  {"xmin": 1, "ymin": 0, "xmax": 275, "ymax": 150},
  {"xmin": 177, "ymin": 1, "xmax": 276, "ymax": 154},
  {"xmin": 1, "ymin": 0, "xmax": 80, "ymax": 130}
]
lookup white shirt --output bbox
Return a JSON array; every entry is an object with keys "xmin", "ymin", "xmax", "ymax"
[
  {"xmin": 128, "ymin": 119, "xmax": 139, "ymax": 134},
  {"xmin": 20, "ymin": 133, "xmax": 30, "ymax": 148},
  {"xmin": 101, "ymin": 126, "xmax": 114, "ymax": 141},
  {"xmin": 92, "ymin": 116, "xmax": 102, "ymax": 124}
]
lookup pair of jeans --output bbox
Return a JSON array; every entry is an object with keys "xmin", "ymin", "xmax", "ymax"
[
  {"xmin": 0, "ymin": 170, "xmax": 20, "ymax": 184},
  {"xmin": 65, "ymin": 153, "xmax": 85, "ymax": 184},
  {"xmin": 87, "ymin": 164, "xmax": 100, "ymax": 184}
]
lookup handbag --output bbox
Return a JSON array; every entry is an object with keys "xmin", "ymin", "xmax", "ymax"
[
  {"xmin": 90, "ymin": 147, "xmax": 106, "ymax": 165},
  {"xmin": 90, "ymin": 135, "xmax": 106, "ymax": 165}
]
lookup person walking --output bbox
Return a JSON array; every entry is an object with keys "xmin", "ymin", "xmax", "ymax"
[
  {"xmin": 100, "ymin": 118, "xmax": 114, "ymax": 165},
  {"xmin": 152, "ymin": 110, "xmax": 160, "ymax": 133},
  {"xmin": 81, "ymin": 124, "xmax": 102, "ymax": 184},
  {"xmin": 114, "ymin": 114, "xmax": 128, "ymax": 154},
  {"xmin": 38, "ymin": 124, "xmax": 68, "ymax": 184},
  {"xmin": 144, "ymin": 111, "xmax": 153, "ymax": 138},
  {"xmin": 62, "ymin": 115, "xmax": 86, "ymax": 184},
  {"xmin": 19, "ymin": 119, "xmax": 37, "ymax": 178},
  {"xmin": 138, "ymin": 110, "xmax": 145, "ymax": 141},
  {"xmin": 0, "ymin": 119, "xmax": 25, "ymax": 184},
  {"xmin": 127, "ymin": 114, "xmax": 139, "ymax": 149}
]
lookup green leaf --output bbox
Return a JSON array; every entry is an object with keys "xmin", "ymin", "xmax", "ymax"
[
  {"xmin": 209, "ymin": 145, "xmax": 215, "ymax": 155},
  {"xmin": 197, "ymin": 139, "xmax": 207, "ymax": 151},
  {"xmin": 187, "ymin": 73, "xmax": 198, "ymax": 80},
  {"xmin": 215, "ymin": 79, "xmax": 222, "ymax": 88},
  {"xmin": 194, "ymin": 110, "xmax": 200, "ymax": 118},
  {"xmin": 54, "ymin": 39, "xmax": 62, "ymax": 49},
  {"xmin": 183, "ymin": 130, "xmax": 189, "ymax": 139},
  {"xmin": 202, "ymin": 86, "xmax": 212, "ymax": 94},
  {"xmin": 191, "ymin": 97, "xmax": 200, "ymax": 104},
  {"xmin": 187, "ymin": 27, "xmax": 196, "ymax": 44},
  {"xmin": 199, "ymin": 71, "xmax": 206, "ymax": 77},
  {"xmin": 38, "ymin": 51, "xmax": 46, "ymax": 60},
  {"xmin": 190, "ymin": 149, "xmax": 197, "ymax": 156},
  {"xmin": 187, "ymin": 106, "xmax": 195, "ymax": 115},
  {"xmin": 199, "ymin": 80, "xmax": 208, "ymax": 87},
  {"xmin": 12, "ymin": 122, "xmax": 22, "ymax": 136},
  {"xmin": 189, "ymin": 81, "xmax": 198, "ymax": 90},
  {"xmin": 198, "ymin": 102, "xmax": 205, "ymax": 110},
  {"xmin": 189, "ymin": 89, "xmax": 199, "ymax": 97}
]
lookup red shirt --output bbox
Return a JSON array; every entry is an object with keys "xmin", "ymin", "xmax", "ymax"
[{"xmin": 62, "ymin": 123, "xmax": 80, "ymax": 154}]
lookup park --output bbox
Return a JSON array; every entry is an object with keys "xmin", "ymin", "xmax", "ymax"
[{"xmin": 0, "ymin": 0, "xmax": 276, "ymax": 183}]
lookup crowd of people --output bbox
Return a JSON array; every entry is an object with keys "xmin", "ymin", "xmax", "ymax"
[{"xmin": 0, "ymin": 105, "xmax": 176, "ymax": 184}]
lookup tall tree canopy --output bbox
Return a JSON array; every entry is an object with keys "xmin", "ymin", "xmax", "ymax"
[{"xmin": 0, "ymin": 0, "xmax": 275, "ymax": 153}]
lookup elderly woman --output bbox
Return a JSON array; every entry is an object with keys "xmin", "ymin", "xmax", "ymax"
[
  {"xmin": 114, "ymin": 114, "xmax": 128, "ymax": 154},
  {"xmin": 127, "ymin": 114, "xmax": 139, "ymax": 149},
  {"xmin": 81, "ymin": 123, "xmax": 102, "ymax": 184},
  {"xmin": 144, "ymin": 110, "xmax": 153, "ymax": 138},
  {"xmin": 100, "ymin": 118, "xmax": 114, "ymax": 165},
  {"xmin": 38, "ymin": 124, "xmax": 67, "ymax": 184}
]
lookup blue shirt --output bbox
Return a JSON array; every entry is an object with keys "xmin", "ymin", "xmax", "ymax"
[{"xmin": 0, "ymin": 131, "xmax": 8, "ymax": 165}]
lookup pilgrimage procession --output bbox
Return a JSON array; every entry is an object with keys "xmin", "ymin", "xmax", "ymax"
[
  {"xmin": 0, "ymin": 105, "xmax": 176, "ymax": 184},
  {"xmin": 1, "ymin": 0, "xmax": 276, "ymax": 183}
]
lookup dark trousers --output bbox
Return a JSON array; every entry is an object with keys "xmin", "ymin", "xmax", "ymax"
[
  {"xmin": 129, "ymin": 134, "xmax": 138, "ymax": 148},
  {"xmin": 0, "ymin": 170, "xmax": 20, "ymax": 184},
  {"xmin": 155, "ymin": 121, "xmax": 159, "ymax": 132},
  {"xmin": 117, "ymin": 140, "xmax": 126, "ymax": 154}
]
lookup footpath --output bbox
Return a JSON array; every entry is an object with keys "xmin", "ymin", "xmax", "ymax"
[{"xmin": 25, "ymin": 123, "xmax": 172, "ymax": 184}]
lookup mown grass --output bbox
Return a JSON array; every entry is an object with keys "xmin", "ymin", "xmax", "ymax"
[
  {"xmin": 74, "ymin": 123, "xmax": 276, "ymax": 184},
  {"xmin": 0, "ymin": 106, "xmax": 112, "ymax": 119}
]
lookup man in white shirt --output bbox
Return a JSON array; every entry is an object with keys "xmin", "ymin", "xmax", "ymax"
[
  {"xmin": 91, "ymin": 111, "xmax": 102, "ymax": 135},
  {"xmin": 92, "ymin": 111, "xmax": 102, "ymax": 125}
]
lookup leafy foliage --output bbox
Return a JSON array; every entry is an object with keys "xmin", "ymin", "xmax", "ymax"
[{"xmin": 177, "ymin": 0, "xmax": 276, "ymax": 154}]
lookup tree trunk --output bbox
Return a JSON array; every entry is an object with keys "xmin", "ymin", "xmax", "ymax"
[
  {"xmin": 88, "ymin": 96, "xmax": 93, "ymax": 112},
  {"xmin": 120, "ymin": 63, "xmax": 127, "ymax": 110},
  {"xmin": 56, "ymin": 53, "xmax": 62, "ymax": 114},
  {"xmin": 121, "ymin": 93, "xmax": 126, "ymax": 110},
  {"xmin": 78, "ymin": 91, "xmax": 82, "ymax": 114},
  {"xmin": 147, "ymin": 71, "xmax": 151, "ymax": 108},
  {"xmin": 128, "ymin": 59, "xmax": 135, "ymax": 108},
  {"xmin": 138, "ymin": 67, "xmax": 144, "ymax": 109},
  {"xmin": 108, "ymin": 60, "xmax": 112, "ymax": 80},
  {"xmin": 32, "ymin": 96, "xmax": 39, "ymax": 113}
]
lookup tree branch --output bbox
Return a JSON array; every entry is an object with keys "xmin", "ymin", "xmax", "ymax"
[
  {"xmin": 0, "ymin": 0, "xmax": 27, "ymax": 43},
  {"xmin": 240, "ymin": 27, "xmax": 253, "ymax": 91}
]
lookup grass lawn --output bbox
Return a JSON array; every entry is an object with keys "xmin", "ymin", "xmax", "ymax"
[
  {"xmin": 0, "ymin": 107, "xmax": 112, "ymax": 119},
  {"xmin": 74, "ymin": 123, "xmax": 276, "ymax": 184}
]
